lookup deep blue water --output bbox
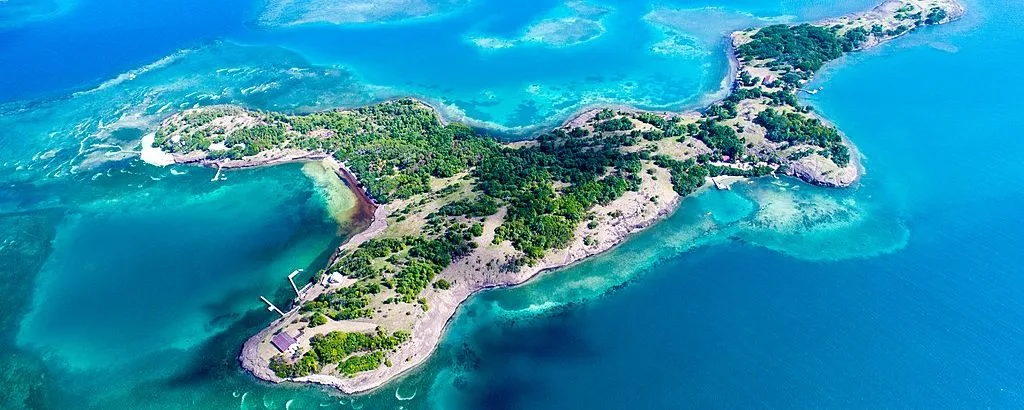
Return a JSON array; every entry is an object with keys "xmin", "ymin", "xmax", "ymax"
[
  {"xmin": 1, "ymin": 0, "xmax": 1022, "ymax": 408},
  {"xmin": 0, "ymin": 0, "xmax": 252, "ymax": 99}
]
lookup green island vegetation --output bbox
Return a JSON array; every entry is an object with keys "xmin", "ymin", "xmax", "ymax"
[
  {"xmin": 156, "ymin": 102, "xmax": 498, "ymax": 203},
  {"xmin": 925, "ymin": 7, "xmax": 948, "ymax": 25},
  {"xmin": 432, "ymin": 279, "xmax": 451, "ymax": 290},
  {"xmin": 722, "ymin": 12, "xmax": 931, "ymax": 167},
  {"xmin": 755, "ymin": 108, "xmax": 850, "ymax": 166},
  {"xmin": 738, "ymin": 24, "xmax": 864, "ymax": 74},
  {"xmin": 476, "ymin": 129, "xmax": 644, "ymax": 262},
  {"xmin": 308, "ymin": 312, "xmax": 328, "ymax": 327},
  {"xmin": 269, "ymin": 328, "xmax": 410, "ymax": 378},
  {"xmin": 152, "ymin": 0, "xmax": 955, "ymax": 379}
]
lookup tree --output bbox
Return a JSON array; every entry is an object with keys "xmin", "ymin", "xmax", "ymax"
[{"xmin": 309, "ymin": 312, "xmax": 328, "ymax": 327}]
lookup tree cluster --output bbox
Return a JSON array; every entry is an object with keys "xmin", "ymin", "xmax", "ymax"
[
  {"xmin": 737, "ymin": 23, "xmax": 867, "ymax": 77},
  {"xmin": 270, "ymin": 328, "xmax": 410, "ymax": 378},
  {"xmin": 754, "ymin": 108, "xmax": 850, "ymax": 166}
]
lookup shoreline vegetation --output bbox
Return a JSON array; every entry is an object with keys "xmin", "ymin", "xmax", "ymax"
[{"xmin": 143, "ymin": 0, "xmax": 964, "ymax": 395}]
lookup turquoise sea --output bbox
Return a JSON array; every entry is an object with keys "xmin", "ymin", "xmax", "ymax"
[{"xmin": 2, "ymin": 0, "xmax": 1022, "ymax": 408}]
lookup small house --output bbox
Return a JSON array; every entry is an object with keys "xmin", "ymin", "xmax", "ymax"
[{"xmin": 271, "ymin": 332, "xmax": 298, "ymax": 353}]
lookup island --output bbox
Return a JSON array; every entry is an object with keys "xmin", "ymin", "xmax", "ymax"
[{"xmin": 145, "ymin": 0, "xmax": 963, "ymax": 394}]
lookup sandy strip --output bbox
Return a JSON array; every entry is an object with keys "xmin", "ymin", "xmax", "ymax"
[{"xmin": 139, "ymin": 133, "xmax": 175, "ymax": 166}]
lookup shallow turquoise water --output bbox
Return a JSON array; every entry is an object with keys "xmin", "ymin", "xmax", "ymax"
[
  {"xmin": 2, "ymin": 0, "xmax": 1023, "ymax": 408},
  {"xmin": 18, "ymin": 163, "xmax": 344, "ymax": 369},
  {"xmin": 0, "ymin": 162, "xmax": 357, "ymax": 408},
  {"xmin": 0, "ymin": 0, "xmax": 877, "ymax": 133}
]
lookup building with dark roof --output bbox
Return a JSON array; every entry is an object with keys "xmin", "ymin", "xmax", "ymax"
[{"xmin": 271, "ymin": 332, "xmax": 298, "ymax": 353}]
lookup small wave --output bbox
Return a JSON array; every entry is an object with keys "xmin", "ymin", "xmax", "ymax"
[
  {"xmin": 240, "ymin": 82, "xmax": 281, "ymax": 95},
  {"xmin": 216, "ymin": 67, "xmax": 243, "ymax": 74},
  {"xmin": 395, "ymin": 386, "xmax": 417, "ymax": 401},
  {"xmin": 156, "ymin": 102, "xmax": 175, "ymax": 114}
]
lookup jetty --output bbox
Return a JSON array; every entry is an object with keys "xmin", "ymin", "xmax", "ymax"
[
  {"xmin": 711, "ymin": 176, "xmax": 729, "ymax": 190},
  {"xmin": 260, "ymin": 296, "xmax": 286, "ymax": 317},
  {"xmin": 211, "ymin": 164, "xmax": 223, "ymax": 182}
]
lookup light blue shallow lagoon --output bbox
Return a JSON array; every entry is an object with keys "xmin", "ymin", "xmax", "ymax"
[{"xmin": 1, "ymin": 0, "xmax": 1022, "ymax": 408}]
